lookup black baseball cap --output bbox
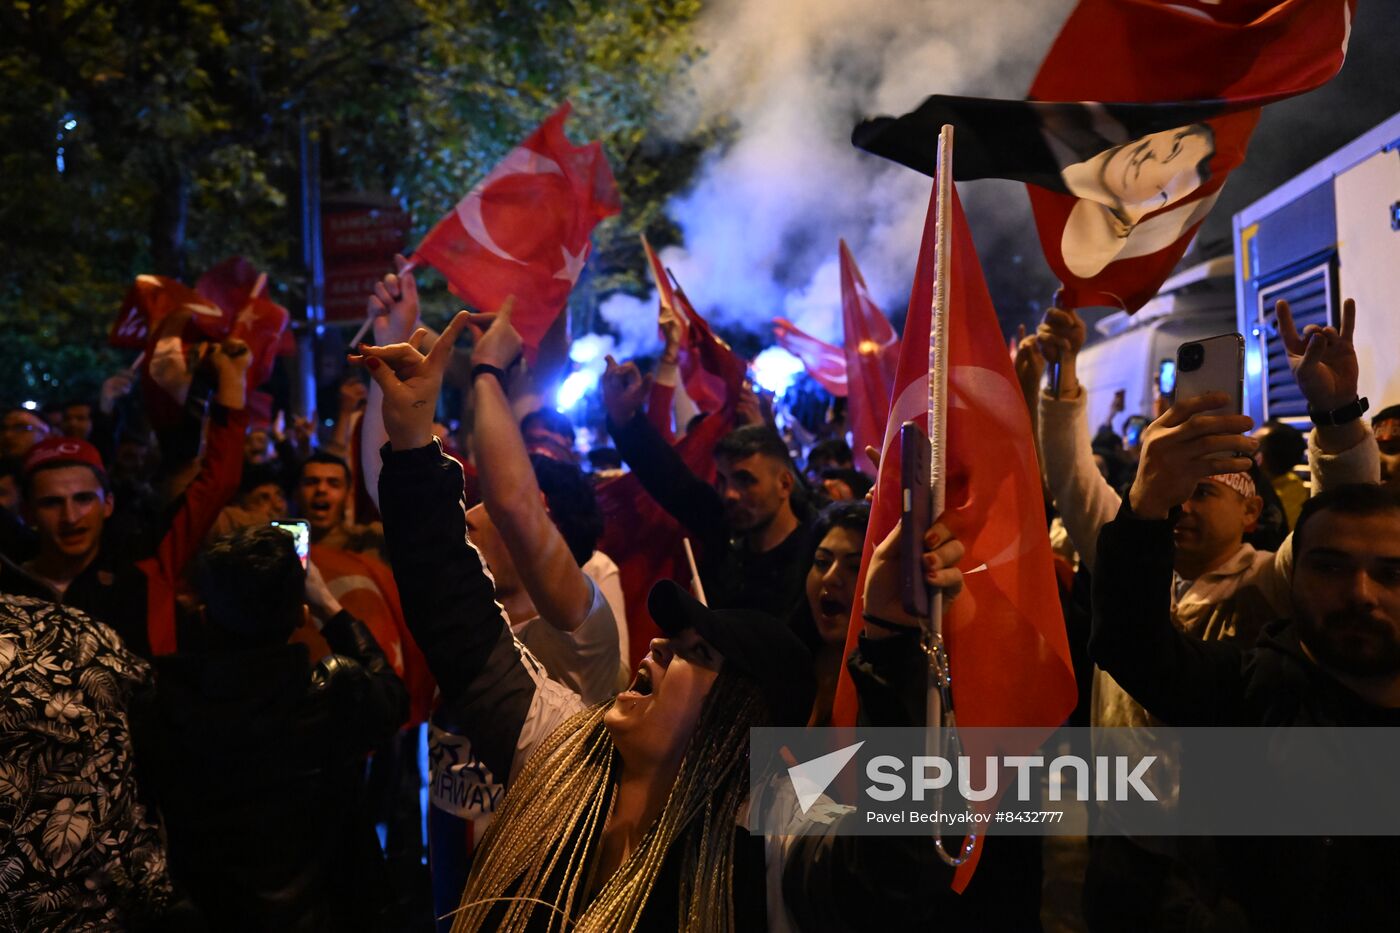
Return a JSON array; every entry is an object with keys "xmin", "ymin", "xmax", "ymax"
[{"xmin": 647, "ymin": 579, "xmax": 816, "ymax": 728}]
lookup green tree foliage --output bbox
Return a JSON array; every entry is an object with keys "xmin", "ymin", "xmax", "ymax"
[{"xmin": 0, "ymin": 0, "xmax": 711, "ymax": 402}]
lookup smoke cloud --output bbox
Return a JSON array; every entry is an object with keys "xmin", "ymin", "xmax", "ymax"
[{"xmin": 603, "ymin": 0, "xmax": 1074, "ymax": 357}]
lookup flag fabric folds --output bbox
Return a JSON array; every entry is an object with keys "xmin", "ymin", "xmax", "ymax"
[
  {"xmin": 772, "ymin": 317, "xmax": 847, "ymax": 397},
  {"xmin": 196, "ymin": 256, "xmax": 290, "ymax": 390},
  {"xmin": 838, "ymin": 240, "xmax": 899, "ymax": 473},
  {"xmin": 413, "ymin": 103, "xmax": 620, "ymax": 352},
  {"xmin": 853, "ymin": 0, "xmax": 1355, "ymax": 311},
  {"xmin": 829, "ymin": 174, "xmax": 1077, "ymax": 887},
  {"xmin": 670, "ymin": 278, "xmax": 748, "ymax": 415}
]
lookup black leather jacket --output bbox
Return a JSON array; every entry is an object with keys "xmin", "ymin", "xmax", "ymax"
[{"xmin": 131, "ymin": 610, "xmax": 408, "ymax": 932}]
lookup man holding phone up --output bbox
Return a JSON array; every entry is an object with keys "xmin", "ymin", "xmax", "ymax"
[{"xmin": 1037, "ymin": 297, "xmax": 1378, "ymax": 664}]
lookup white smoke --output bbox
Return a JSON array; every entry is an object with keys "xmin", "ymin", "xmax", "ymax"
[{"xmin": 605, "ymin": 0, "xmax": 1075, "ymax": 356}]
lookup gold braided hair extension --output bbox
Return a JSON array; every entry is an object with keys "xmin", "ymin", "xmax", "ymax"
[{"xmin": 450, "ymin": 671, "xmax": 768, "ymax": 933}]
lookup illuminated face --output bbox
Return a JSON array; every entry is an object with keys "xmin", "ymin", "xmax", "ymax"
[
  {"xmin": 605, "ymin": 631, "xmax": 722, "ymax": 769},
  {"xmin": 244, "ymin": 428, "xmax": 275, "ymax": 465},
  {"xmin": 1293, "ymin": 510, "xmax": 1400, "ymax": 677},
  {"xmin": 1, "ymin": 410, "xmax": 49, "ymax": 460},
  {"xmin": 297, "ymin": 462, "xmax": 349, "ymax": 536},
  {"xmin": 26, "ymin": 465, "xmax": 112, "ymax": 561},
  {"xmin": 1098, "ymin": 125, "xmax": 1214, "ymax": 213},
  {"xmin": 523, "ymin": 426, "xmax": 576, "ymax": 464},
  {"xmin": 807, "ymin": 526, "xmax": 863, "ymax": 646},
  {"xmin": 240, "ymin": 483, "xmax": 287, "ymax": 522},
  {"xmin": 1174, "ymin": 480, "xmax": 1260, "ymax": 573},
  {"xmin": 716, "ymin": 453, "xmax": 792, "ymax": 534}
]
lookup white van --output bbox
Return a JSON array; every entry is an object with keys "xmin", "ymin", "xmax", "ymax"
[{"xmin": 1074, "ymin": 255, "xmax": 1239, "ymax": 440}]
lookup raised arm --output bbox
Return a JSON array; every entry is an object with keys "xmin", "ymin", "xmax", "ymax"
[
  {"xmin": 1089, "ymin": 394, "xmax": 1259, "ymax": 725},
  {"xmin": 1036, "ymin": 303, "xmax": 1121, "ymax": 568},
  {"xmin": 603, "ymin": 355, "xmax": 728, "ymax": 549},
  {"xmin": 142, "ymin": 340, "xmax": 250, "ymax": 656},
  {"xmin": 359, "ymin": 257, "xmax": 426, "ymax": 512},
  {"xmin": 468, "ymin": 301, "xmax": 595, "ymax": 632},
  {"xmin": 353, "ymin": 310, "xmax": 582, "ymax": 781}
]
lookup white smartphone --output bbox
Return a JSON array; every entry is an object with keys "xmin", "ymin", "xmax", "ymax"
[{"xmin": 1173, "ymin": 333, "xmax": 1244, "ymax": 415}]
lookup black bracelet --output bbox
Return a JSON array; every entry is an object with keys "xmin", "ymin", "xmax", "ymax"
[
  {"xmin": 1308, "ymin": 396, "xmax": 1368, "ymax": 427},
  {"xmin": 471, "ymin": 363, "xmax": 509, "ymax": 387},
  {"xmin": 862, "ymin": 612, "xmax": 920, "ymax": 633}
]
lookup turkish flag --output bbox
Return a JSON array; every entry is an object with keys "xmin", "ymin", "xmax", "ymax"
[
  {"xmin": 109, "ymin": 275, "xmax": 229, "ymax": 350},
  {"xmin": 838, "ymin": 241, "xmax": 899, "ymax": 473},
  {"xmin": 196, "ymin": 256, "xmax": 290, "ymax": 389},
  {"xmin": 829, "ymin": 176, "xmax": 1076, "ymax": 888},
  {"xmin": 772, "ymin": 317, "xmax": 847, "ymax": 397},
  {"xmin": 669, "ymin": 277, "xmax": 748, "ymax": 414},
  {"xmin": 854, "ymin": 0, "xmax": 1355, "ymax": 311},
  {"xmin": 412, "ymin": 103, "xmax": 620, "ymax": 351}
]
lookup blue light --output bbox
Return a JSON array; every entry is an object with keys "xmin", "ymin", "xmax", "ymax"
[
  {"xmin": 1245, "ymin": 343, "xmax": 1263, "ymax": 379},
  {"xmin": 569, "ymin": 334, "xmax": 613, "ymax": 365},
  {"xmin": 751, "ymin": 346, "xmax": 804, "ymax": 396},
  {"xmin": 556, "ymin": 369, "xmax": 598, "ymax": 409},
  {"xmin": 55, "ymin": 147, "xmax": 65, "ymax": 173},
  {"xmin": 64, "ymin": 119, "xmax": 77, "ymax": 131}
]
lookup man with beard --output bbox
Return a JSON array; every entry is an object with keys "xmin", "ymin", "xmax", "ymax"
[
  {"xmin": 603, "ymin": 361, "xmax": 815, "ymax": 620},
  {"xmin": 1092, "ymin": 439, "xmax": 1400, "ymax": 927}
]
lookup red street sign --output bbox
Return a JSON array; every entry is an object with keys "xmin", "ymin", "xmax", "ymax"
[
  {"xmin": 324, "ymin": 259, "xmax": 398, "ymax": 322},
  {"xmin": 322, "ymin": 209, "xmax": 410, "ymax": 261}
]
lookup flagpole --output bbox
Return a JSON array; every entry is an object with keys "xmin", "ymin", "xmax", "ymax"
[
  {"xmin": 927, "ymin": 122, "xmax": 952, "ymax": 733},
  {"xmin": 928, "ymin": 123, "xmax": 977, "ymax": 868}
]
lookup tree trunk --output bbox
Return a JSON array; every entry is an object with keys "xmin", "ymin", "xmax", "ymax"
[{"xmin": 149, "ymin": 161, "xmax": 190, "ymax": 278}]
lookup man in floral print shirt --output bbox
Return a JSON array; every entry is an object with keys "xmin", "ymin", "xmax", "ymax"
[{"xmin": 0, "ymin": 595, "xmax": 197, "ymax": 931}]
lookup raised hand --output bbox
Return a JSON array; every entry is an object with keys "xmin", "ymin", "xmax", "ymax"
[
  {"xmin": 1036, "ymin": 296, "xmax": 1087, "ymax": 397},
  {"xmin": 861, "ymin": 519, "xmax": 966, "ymax": 635},
  {"xmin": 464, "ymin": 297, "xmax": 521, "ymax": 372},
  {"xmin": 209, "ymin": 338, "xmax": 252, "ymax": 409},
  {"xmin": 368, "ymin": 254, "xmax": 421, "ymax": 346},
  {"xmin": 1275, "ymin": 297, "xmax": 1359, "ymax": 412},
  {"xmin": 1012, "ymin": 323, "xmax": 1044, "ymax": 400},
  {"xmin": 1128, "ymin": 393, "xmax": 1258, "ymax": 520},
  {"xmin": 350, "ymin": 310, "xmax": 475, "ymax": 451},
  {"xmin": 601, "ymin": 355, "xmax": 651, "ymax": 425}
]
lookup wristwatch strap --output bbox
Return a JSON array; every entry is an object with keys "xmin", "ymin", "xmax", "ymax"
[
  {"xmin": 471, "ymin": 363, "xmax": 510, "ymax": 387},
  {"xmin": 1308, "ymin": 396, "xmax": 1369, "ymax": 427}
]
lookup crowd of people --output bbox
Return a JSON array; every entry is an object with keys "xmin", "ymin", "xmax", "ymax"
[{"xmin": 2, "ymin": 252, "xmax": 1399, "ymax": 931}]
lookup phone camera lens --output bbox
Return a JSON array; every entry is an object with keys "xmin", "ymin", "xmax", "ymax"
[{"xmin": 1179, "ymin": 343, "xmax": 1205, "ymax": 372}]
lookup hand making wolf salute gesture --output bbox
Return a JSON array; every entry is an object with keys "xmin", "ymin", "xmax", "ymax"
[{"xmin": 348, "ymin": 302, "xmax": 488, "ymax": 450}]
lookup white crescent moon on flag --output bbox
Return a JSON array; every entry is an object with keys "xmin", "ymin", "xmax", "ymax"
[{"xmin": 455, "ymin": 148, "xmax": 565, "ymax": 265}]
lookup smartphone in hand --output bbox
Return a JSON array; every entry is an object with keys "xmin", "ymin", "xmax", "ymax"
[
  {"xmin": 1174, "ymin": 333, "xmax": 1244, "ymax": 415},
  {"xmin": 271, "ymin": 519, "xmax": 311, "ymax": 568},
  {"xmin": 899, "ymin": 421, "xmax": 932, "ymax": 618}
]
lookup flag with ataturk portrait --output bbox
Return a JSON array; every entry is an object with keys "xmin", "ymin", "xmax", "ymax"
[{"xmin": 853, "ymin": 0, "xmax": 1356, "ymax": 311}]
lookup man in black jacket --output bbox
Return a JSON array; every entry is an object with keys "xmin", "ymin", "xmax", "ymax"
[
  {"xmin": 131, "ymin": 525, "xmax": 408, "ymax": 932},
  {"xmin": 602, "ymin": 357, "xmax": 814, "ymax": 619},
  {"xmin": 1091, "ymin": 388, "xmax": 1400, "ymax": 929}
]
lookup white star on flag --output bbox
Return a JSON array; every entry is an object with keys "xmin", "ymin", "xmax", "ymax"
[{"xmin": 555, "ymin": 243, "xmax": 589, "ymax": 284}]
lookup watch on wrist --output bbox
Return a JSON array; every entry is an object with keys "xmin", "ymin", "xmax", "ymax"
[
  {"xmin": 1308, "ymin": 396, "xmax": 1369, "ymax": 427},
  {"xmin": 472, "ymin": 363, "xmax": 510, "ymax": 387}
]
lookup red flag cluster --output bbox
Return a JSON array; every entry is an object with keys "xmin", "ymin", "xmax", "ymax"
[
  {"xmin": 838, "ymin": 241, "xmax": 900, "ymax": 472},
  {"xmin": 413, "ymin": 102, "xmax": 620, "ymax": 353}
]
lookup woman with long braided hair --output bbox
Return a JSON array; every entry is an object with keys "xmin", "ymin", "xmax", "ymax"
[{"xmin": 358, "ymin": 305, "xmax": 1002, "ymax": 931}]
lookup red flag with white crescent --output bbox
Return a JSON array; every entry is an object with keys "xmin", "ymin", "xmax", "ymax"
[
  {"xmin": 196, "ymin": 256, "xmax": 290, "ymax": 389},
  {"xmin": 772, "ymin": 317, "xmax": 847, "ymax": 397},
  {"xmin": 838, "ymin": 241, "xmax": 899, "ymax": 472},
  {"xmin": 830, "ymin": 175, "xmax": 1076, "ymax": 888},
  {"xmin": 412, "ymin": 103, "xmax": 620, "ymax": 352}
]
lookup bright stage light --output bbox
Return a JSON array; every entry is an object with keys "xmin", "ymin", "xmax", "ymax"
[
  {"xmin": 557, "ymin": 370, "xmax": 598, "ymax": 410},
  {"xmin": 570, "ymin": 334, "xmax": 614, "ymax": 365},
  {"xmin": 751, "ymin": 346, "xmax": 803, "ymax": 396}
]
